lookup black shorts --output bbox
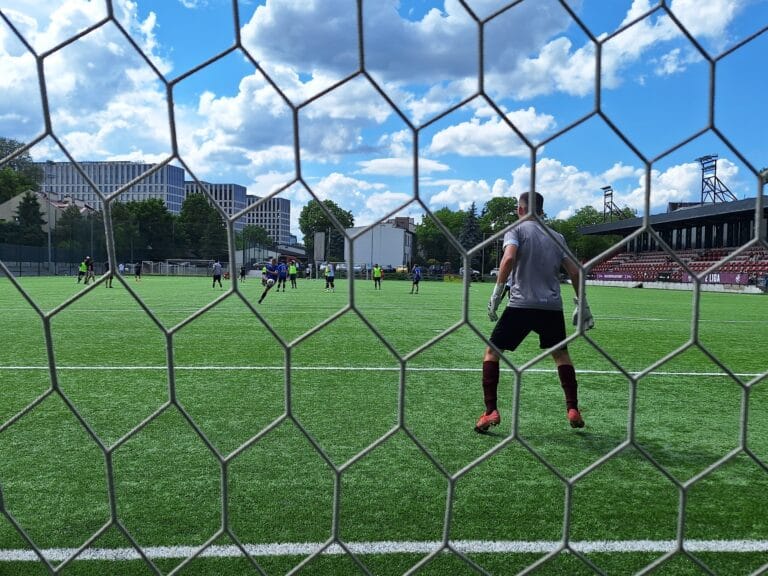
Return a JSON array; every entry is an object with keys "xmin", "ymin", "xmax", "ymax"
[{"xmin": 490, "ymin": 307, "xmax": 567, "ymax": 352}]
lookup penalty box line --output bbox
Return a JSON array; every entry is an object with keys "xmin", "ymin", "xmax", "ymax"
[
  {"xmin": 0, "ymin": 366, "xmax": 762, "ymax": 378},
  {"xmin": 2, "ymin": 539, "xmax": 768, "ymax": 562}
]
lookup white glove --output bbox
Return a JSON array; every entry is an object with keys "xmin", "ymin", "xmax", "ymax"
[
  {"xmin": 488, "ymin": 283, "xmax": 506, "ymax": 322},
  {"xmin": 572, "ymin": 296, "xmax": 595, "ymax": 330}
]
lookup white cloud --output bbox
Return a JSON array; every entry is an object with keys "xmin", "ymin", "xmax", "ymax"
[
  {"xmin": 311, "ymin": 172, "xmax": 386, "ymax": 203},
  {"xmin": 487, "ymin": 0, "xmax": 741, "ymax": 100},
  {"xmin": 428, "ymin": 108, "xmax": 555, "ymax": 157},
  {"xmin": 354, "ymin": 190, "xmax": 413, "ymax": 226},
  {"xmin": 428, "ymin": 179, "xmax": 503, "ymax": 210},
  {"xmin": 177, "ymin": 0, "xmax": 206, "ymax": 8},
  {"xmin": 0, "ymin": 0, "xmax": 173, "ymax": 158},
  {"xmin": 492, "ymin": 37, "xmax": 596, "ymax": 100},
  {"xmin": 302, "ymin": 171, "xmax": 413, "ymax": 229},
  {"xmin": 652, "ymin": 47, "xmax": 701, "ymax": 76},
  {"xmin": 668, "ymin": 0, "xmax": 740, "ymax": 44},
  {"xmin": 623, "ymin": 162, "xmax": 699, "ymax": 210},
  {"xmin": 357, "ymin": 157, "xmax": 449, "ymax": 176}
]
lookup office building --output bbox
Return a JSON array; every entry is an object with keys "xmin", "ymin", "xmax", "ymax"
[
  {"xmin": 245, "ymin": 195, "xmax": 292, "ymax": 245},
  {"xmin": 38, "ymin": 161, "xmax": 186, "ymax": 214},
  {"xmin": 184, "ymin": 181, "xmax": 248, "ymax": 232}
]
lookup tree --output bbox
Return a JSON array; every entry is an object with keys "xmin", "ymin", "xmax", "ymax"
[
  {"xmin": 54, "ymin": 204, "xmax": 85, "ymax": 252},
  {"xmin": 298, "ymin": 199, "xmax": 354, "ymax": 261},
  {"xmin": 178, "ymin": 193, "xmax": 227, "ymax": 260},
  {"xmin": 477, "ymin": 197, "xmax": 519, "ymax": 272},
  {"xmin": 458, "ymin": 202, "xmax": 483, "ymax": 270},
  {"xmin": 129, "ymin": 198, "xmax": 177, "ymax": 260},
  {"xmin": 0, "ymin": 137, "xmax": 43, "ymax": 204},
  {"xmin": 236, "ymin": 224, "xmax": 273, "ymax": 250},
  {"xmin": 13, "ymin": 192, "xmax": 47, "ymax": 246},
  {"xmin": 550, "ymin": 205, "xmax": 632, "ymax": 262},
  {"xmin": 414, "ymin": 207, "xmax": 465, "ymax": 269},
  {"xmin": 479, "ymin": 197, "xmax": 518, "ymax": 234}
]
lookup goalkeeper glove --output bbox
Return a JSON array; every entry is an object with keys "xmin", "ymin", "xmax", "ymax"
[
  {"xmin": 487, "ymin": 283, "xmax": 506, "ymax": 322},
  {"xmin": 572, "ymin": 296, "xmax": 595, "ymax": 331}
]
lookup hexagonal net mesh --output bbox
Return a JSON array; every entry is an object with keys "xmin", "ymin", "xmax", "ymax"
[{"xmin": 1, "ymin": 1, "xmax": 767, "ymax": 575}]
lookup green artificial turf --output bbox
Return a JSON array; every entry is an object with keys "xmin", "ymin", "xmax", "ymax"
[{"xmin": 0, "ymin": 274, "xmax": 766, "ymax": 575}]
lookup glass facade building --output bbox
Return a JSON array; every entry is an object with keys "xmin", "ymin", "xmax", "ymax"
[{"xmin": 38, "ymin": 161, "xmax": 186, "ymax": 214}]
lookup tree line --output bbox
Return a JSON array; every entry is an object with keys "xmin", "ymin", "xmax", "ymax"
[{"xmin": 298, "ymin": 196, "xmax": 633, "ymax": 273}]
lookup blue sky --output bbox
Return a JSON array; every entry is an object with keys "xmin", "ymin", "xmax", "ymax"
[{"xmin": 1, "ymin": 0, "xmax": 767, "ymax": 240}]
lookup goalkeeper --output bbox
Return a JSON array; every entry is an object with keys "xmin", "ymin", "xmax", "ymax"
[{"xmin": 477, "ymin": 192, "xmax": 594, "ymax": 433}]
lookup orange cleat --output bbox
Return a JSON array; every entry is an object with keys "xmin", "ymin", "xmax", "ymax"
[
  {"xmin": 475, "ymin": 409, "xmax": 500, "ymax": 433},
  {"xmin": 567, "ymin": 408, "xmax": 585, "ymax": 429}
]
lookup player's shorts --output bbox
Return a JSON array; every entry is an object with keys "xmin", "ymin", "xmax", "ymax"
[
  {"xmin": 490, "ymin": 307, "xmax": 567, "ymax": 352},
  {"xmin": 213, "ymin": 274, "xmax": 221, "ymax": 281},
  {"xmin": 413, "ymin": 277, "xmax": 421, "ymax": 284}
]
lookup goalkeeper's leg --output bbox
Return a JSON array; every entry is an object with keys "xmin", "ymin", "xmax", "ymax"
[
  {"xmin": 475, "ymin": 348, "xmax": 501, "ymax": 433},
  {"xmin": 552, "ymin": 349, "xmax": 584, "ymax": 428}
]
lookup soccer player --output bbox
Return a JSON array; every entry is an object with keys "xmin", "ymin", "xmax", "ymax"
[
  {"xmin": 85, "ymin": 256, "xmax": 96, "ymax": 284},
  {"xmin": 276, "ymin": 260, "xmax": 288, "ymax": 292},
  {"xmin": 410, "ymin": 264, "xmax": 422, "ymax": 294},
  {"xmin": 104, "ymin": 260, "xmax": 113, "ymax": 288},
  {"xmin": 77, "ymin": 258, "xmax": 87, "ymax": 283},
  {"xmin": 324, "ymin": 263, "xmax": 335, "ymax": 292},
  {"xmin": 239, "ymin": 265, "xmax": 247, "ymax": 282},
  {"xmin": 288, "ymin": 260, "xmax": 298, "ymax": 289},
  {"xmin": 372, "ymin": 263, "xmax": 382, "ymax": 290},
  {"xmin": 478, "ymin": 192, "xmax": 594, "ymax": 433},
  {"xmin": 258, "ymin": 258, "xmax": 278, "ymax": 303},
  {"xmin": 134, "ymin": 262, "xmax": 142, "ymax": 282},
  {"xmin": 212, "ymin": 260, "xmax": 223, "ymax": 289}
]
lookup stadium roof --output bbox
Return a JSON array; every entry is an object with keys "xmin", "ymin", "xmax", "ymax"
[{"xmin": 579, "ymin": 197, "xmax": 767, "ymax": 236}]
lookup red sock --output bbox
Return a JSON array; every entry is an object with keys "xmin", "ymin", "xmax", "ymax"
[
  {"xmin": 482, "ymin": 360, "xmax": 499, "ymax": 414},
  {"xmin": 557, "ymin": 364, "xmax": 578, "ymax": 411}
]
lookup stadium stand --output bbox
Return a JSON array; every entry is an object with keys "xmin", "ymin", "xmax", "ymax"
[{"xmin": 590, "ymin": 247, "xmax": 768, "ymax": 284}]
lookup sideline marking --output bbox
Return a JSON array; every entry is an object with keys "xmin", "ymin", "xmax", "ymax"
[{"xmin": 2, "ymin": 539, "xmax": 768, "ymax": 562}]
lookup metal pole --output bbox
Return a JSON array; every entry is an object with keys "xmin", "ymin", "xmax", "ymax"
[
  {"xmin": 481, "ymin": 233, "xmax": 486, "ymax": 278},
  {"xmin": 47, "ymin": 191, "xmax": 52, "ymax": 274}
]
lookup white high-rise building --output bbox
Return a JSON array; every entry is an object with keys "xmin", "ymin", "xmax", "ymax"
[
  {"xmin": 245, "ymin": 195, "xmax": 292, "ymax": 245},
  {"xmin": 38, "ymin": 161, "xmax": 186, "ymax": 214}
]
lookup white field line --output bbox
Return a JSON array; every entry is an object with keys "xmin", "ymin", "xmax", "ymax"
[
  {"xmin": 2, "ymin": 539, "xmax": 768, "ymax": 562},
  {"xmin": 0, "ymin": 366, "xmax": 762, "ymax": 378}
]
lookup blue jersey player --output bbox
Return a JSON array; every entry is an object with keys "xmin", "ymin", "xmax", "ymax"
[
  {"xmin": 276, "ymin": 260, "xmax": 288, "ymax": 292},
  {"xmin": 258, "ymin": 258, "xmax": 279, "ymax": 304},
  {"xmin": 410, "ymin": 264, "xmax": 422, "ymax": 294}
]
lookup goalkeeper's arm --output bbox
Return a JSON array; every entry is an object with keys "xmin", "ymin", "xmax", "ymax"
[
  {"xmin": 563, "ymin": 257, "xmax": 594, "ymax": 330},
  {"xmin": 487, "ymin": 244, "xmax": 516, "ymax": 321}
]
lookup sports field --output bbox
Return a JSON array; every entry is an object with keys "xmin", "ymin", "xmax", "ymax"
[{"xmin": 1, "ymin": 274, "xmax": 767, "ymax": 575}]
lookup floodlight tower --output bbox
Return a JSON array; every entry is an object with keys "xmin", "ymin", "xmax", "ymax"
[
  {"xmin": 697, "ymin": 154, "xmax": 736, "ymax": 204},
  {"xmin": 602, "ymin": 185, "xmax": 622, "ymax": 222}
]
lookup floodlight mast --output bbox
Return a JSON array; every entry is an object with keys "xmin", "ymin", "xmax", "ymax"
[
  {"xmin": 697, "ymin": 154, "xmax": 737, "ymax": 204},
  {"xmin": 602, "ymin": 185, "xmax": 622, "ymax": 222}
]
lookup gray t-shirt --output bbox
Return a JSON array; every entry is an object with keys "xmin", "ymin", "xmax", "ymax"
[
  {"xmin": 212, "ymin": 262, "xmax": 222, "ymax": 276},
  {"xmin": 503, "ymin": 219, "xmax": 567, "ymax": 311}
]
